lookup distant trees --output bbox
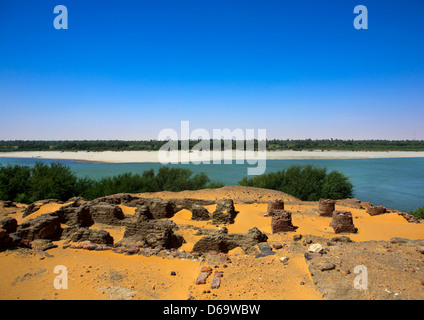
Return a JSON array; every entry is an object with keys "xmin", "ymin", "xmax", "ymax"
[
  {"xmin": 238, "ymin": 164, "xmax": 354, "ymax": 201},
  {"xmin": 0, "ymin": 162, "xmax": 224, "ymax": 203},
  {"xmin": 1, "ymin": 139, "xmax": 424, "ymax": 152},
  {"xmin": 265, "ymin": 139, "xmax": 424, "ymax": 151}
]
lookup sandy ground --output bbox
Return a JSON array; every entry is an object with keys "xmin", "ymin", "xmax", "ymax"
[
  {"xmin": 1, "ymin": 186, "xmax": 424, "ymax": 300},
  {"xmin": 1, "ymin": 150, "xmax": 424, "ymax": 163}
]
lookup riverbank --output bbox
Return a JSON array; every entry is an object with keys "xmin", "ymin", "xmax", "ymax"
[{"xmin": 1, "ymin": 150, "xmax": 424, "ymax": 163}]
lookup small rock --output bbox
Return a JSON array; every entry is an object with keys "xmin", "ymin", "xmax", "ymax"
[
  {"xmin": 41, "ymin": 244, "xmax": 58, "ymax": 251},
  {"xmin": 255, "ymin": 251, "xmax": 276, "ymax": 258},
  {"xmin": 170, "ymin": 271, "xmax": 177, "ymax": 276},
  {"xmin": 112, "ymin": 247, "xmax": 124, "ymax": 254},
  {"xmin": 211, "ymin": 277, "xmax": 221, "ymax": 289},
  {"xmin": 213, "ymin": 272, "xmax": 224, "ymax": 278},
  {"xmin": 319, "ymin": 262, "xmax": 336, "ymax": 271},
  {"xmin": 416, "ymin": 246, "xmax": 424, "ymax": 254},
  {"xmin": 196, "ymin": 272, "xmax": 211, "ymax": 285},
  {"xmin": 331, "ymin": 236, "xmax": 353, "ymax": 243},
  {"xmin": 258, "ymin": 244, "xmax": 273, "ymax": 253},
  {"xmin": 200, "ymin": 266, "xmax": 213, "ymax": 274},
  {"xmin": 20, "ymin": 239, "xmax": 32, "ymax": 248},
  {"xmin": 272, "ymin": 242, "xmax": 283, "ymax": 250},
  {"xmin": 126, "ymin": 246, "xmax": 140, "ymax": 255},
  {"xmin": 293, "ymin": 234, "xmax": 302, "ymax": 241},
  {"xmin": 279, "ymin": 257, "xmax": 289, "ymax": 264},
  {"xmin": 308, "ymin": 243, "xmax": 324, "ymax": 253},
  {"xmin": 304, "ymin": 252, "xmax": 322, "ymax": 260}
]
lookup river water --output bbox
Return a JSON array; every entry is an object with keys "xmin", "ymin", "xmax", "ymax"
[{"xmin": 1, "ymin": 157, "xmax": 423, "ymax": 212}]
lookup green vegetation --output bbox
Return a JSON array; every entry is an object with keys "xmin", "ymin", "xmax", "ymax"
[
  {"xmin": 266, "ymin": 139, "xmax": 424, "ymax": 151},
  {"xmin": 0, "ymin": 162, "xmax": 354, "ymax": 204},
  {"xmin": 0, "ymin": 162, "xmax": 224, "ymax": 203},
  {"xmin": 238, "ymin": 164, "xmax": 354, "ymax": 201},
  {"xmin": 409, "ymin": 206, "xmax": 424, "ymax": 219},
  {"xmin": 81, "ymin": 167, "xmax": 223, "ymax": 200},
  {"xmin": 0, "ymin": 164, "xmax": 32, "ymax": 203},
  {"xmin": 1, "ymin": 139, "xmax": 424, "ymax": 152}
]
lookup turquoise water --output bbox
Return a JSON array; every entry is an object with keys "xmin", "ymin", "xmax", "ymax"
[{"xmin": 1, "ymin": 157, "xmax": 424, "ymax": 212}]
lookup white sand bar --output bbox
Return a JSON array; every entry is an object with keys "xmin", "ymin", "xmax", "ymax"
[{"xmin": 0, "ymin": 150, "xmax": 424, "ymax": 163}]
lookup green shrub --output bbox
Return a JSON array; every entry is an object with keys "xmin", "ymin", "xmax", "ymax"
[
  {"xmin": 321, "ymin": 170, "xmax": 354, "ymax": 200},
  {"xmin": 28, "ymin": 162, "xmax": 80, "ymax": 203},
  {"xmin": 238, "ymin": 164, "xmax": 353, "ymax": 201},
  {"xmin": 0, "ymin": 164, "xmax": 31, "ymax": 203},
  {"xmin": 151, "ymin": 167, "xmax": 212, "ymax": 192},
  {"xmin": 409, "ymin": 206, "xmax": 424, "ymax": 219}
]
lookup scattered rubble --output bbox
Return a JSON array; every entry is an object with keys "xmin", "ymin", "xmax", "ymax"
[
  {"xmin": 366, "ymin": 206, "xmax": 387, "ymax": 216},
  {"xmin": 212, "ymin": 199, "xmax": 238, "ymax": 225},
  {"xmin": 192, "ymin": 227, "xmax": 268, "ymax": 254}
]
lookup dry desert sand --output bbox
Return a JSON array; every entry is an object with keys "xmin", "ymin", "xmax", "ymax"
[{"xmin": 0, "ymin": 186, "xmax": 424, "ymax": 300}]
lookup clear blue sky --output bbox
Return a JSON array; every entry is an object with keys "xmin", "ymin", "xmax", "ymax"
[{"xmin": 1, "ymin": 0, "xmax": 423, "ymax": 140}]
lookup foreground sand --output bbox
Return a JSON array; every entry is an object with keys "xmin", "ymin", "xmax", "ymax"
[
  {"xmin": 1, "ymin": 150, "xmax": 424, "ymax": 163},
  {"xmin": 1, "ymin": 186, "xmax": 424, "ymax": 300}
]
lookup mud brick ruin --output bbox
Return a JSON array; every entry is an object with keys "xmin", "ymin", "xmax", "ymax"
[
  {"xmin": 318, "ymin": 199, "xmax": 335, "ymax": 217},
  {"xmin": 330, "ymin": 210, "xmax": 358, "ymax": 234},
  {"xmin": 270, "ymin": 209, "xmax": 298, "ymax": 233}
]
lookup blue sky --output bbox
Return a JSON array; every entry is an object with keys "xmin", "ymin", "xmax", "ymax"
[{"xmin": 0, "ymin": 0, "xmax": 423, "ymax": 140}]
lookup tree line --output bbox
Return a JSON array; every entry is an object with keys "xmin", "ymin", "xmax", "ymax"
[{"xmin": 1, "ymin": 139, "xmax": 424, "ymax": 152}]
